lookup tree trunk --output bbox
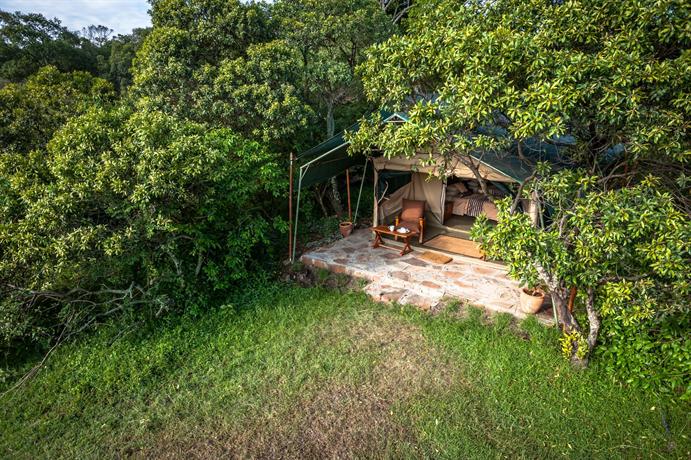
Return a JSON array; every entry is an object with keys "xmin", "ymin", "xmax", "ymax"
[
  {"xmin": 534, "ymin": 261, "xmax": 588, "ymax": 367},
  {"xmin": 328, "ymin": 176, "xmax": 343, "ymax": 217},
  {"xmin": 314, "ymin": 185, "xmax": 329, "ymax": 217},
  {"xmin": 585, "ymin": 287, "xmax": 600, "ymax": 353},
  {"xmin": 325, "ymin": 102, "xmax": 343, "ymax": 217}
]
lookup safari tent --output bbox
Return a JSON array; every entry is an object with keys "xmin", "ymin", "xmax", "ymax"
[{"xmin": 289, "ymin": 112, "xmax": 565, "ymax": 261}]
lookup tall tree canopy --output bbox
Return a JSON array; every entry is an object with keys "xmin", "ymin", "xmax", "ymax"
[
  {"xmin": 132, "ymin": 0, "xmax": 311, "ymax": 149},
  {"xmin": 351, "ymin": 0, "xmax": 690, "ymax": 198},
  {"xmin": 133, "ymin": 0, "xmax": 396, "ymax": 153},
  {"xmin": 276, "ymin": 0, "xmax": 395, "ymax": 137},
  {"xmin": 104, "ymin": 28, "xmax": 151, "ymax": 93}
]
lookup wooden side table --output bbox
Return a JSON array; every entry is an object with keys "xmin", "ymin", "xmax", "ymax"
[{"xmin": 371, "ymin": 225, "xmax": 419, "ymax": 256}]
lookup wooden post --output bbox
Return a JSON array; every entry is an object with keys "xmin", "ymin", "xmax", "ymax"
[
  {"xmin": 288, "ymin": 153, "xmax": 294, "ymax": 261},
  {"xmin": 346, "ymin": 168, "xmax": 352, "ymax": 222},
  {"xmin": 568, "ymin": 286, "xmax": 577, "ymax": 313}
]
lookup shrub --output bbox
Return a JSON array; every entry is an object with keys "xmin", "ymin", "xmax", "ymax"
[
  {"xmin": 473, "ymin": 172, "xmax": 690, "ymax": 399},
  {"xmin": 0, "ymin": 106, "xmax": 285, "ymax": 350}
]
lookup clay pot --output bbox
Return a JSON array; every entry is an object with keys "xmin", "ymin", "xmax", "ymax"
[
  {"xmin": 339, "ymin": 221, "xmax": 353, "ymax": 238},
  {"xmin": 519, "ymin": 288, "xmax": 545, "ymax": 314}
]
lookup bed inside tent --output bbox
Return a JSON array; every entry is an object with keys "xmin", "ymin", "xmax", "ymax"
[{"xmin": 372, "ymin": 153, "xmax": 537, "ymax": 258}]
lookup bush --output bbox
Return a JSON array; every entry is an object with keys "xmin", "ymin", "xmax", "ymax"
[
  {"xmin": 473, "ymin": 172, "xmax": 690, "ymax": 399},
  {"xmin": 0, "ymin": 106, "xmax": 285, "ymax": 350}
]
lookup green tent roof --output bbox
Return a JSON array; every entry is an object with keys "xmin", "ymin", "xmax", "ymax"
[
  {"xmin": 296, "ymin": 123, "xmax": 362, "ymax": 189},
  {"xmin": 469, "ymin": 138, "xmax": 568, "ymax": 183},
  {"xmin": 295, "ymin": 112, "xmax": 568, "ymax": 188},
  {"xmin": 295, "ymin": 112, "xmax": 405, "ymax": 189}
]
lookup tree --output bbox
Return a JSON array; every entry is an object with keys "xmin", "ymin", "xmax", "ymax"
[
  {"xmin": 0, "ymin": 11, "xmax": 102, "ymax": 81},
  {"xmin": 105, "ymin": 28, "xmax": 151, "ymax": 93},
  {"xmin": 351, "ymin": 0, "xmax": 689, "ymax": 196},
  {"xmin": 0, "ymin": 106, "xmax": 284, "ymax": 350},
  {"xmin": 472, "ymin": 172, "xmax": 690, "ymax": 397},
  {"xmin": 379, "ymin": 0, "xmax": 413, "ymax": 24},
  {"xmin": 81, "ymin": 24, "xmax": 113, "ymax": 47},
  {"xmin": 132, "ymin": 0, "xmax": 313, "ymax": 150},
  {"xmin": 0, "ymin": 65, "xmax": 115, "ymax": 152},
  {"xmin": 350, "ymin": 0, "xmax": 689, "ymax": 382},
  {"xmin": 276, "ymin": 0, "xmax": 394, "ymax": 138},
  {"xmin": 275, "ymin": 0, "xmax": 395, "ymax": 213},
  {"xmin": 196, "ymin": 39, "xmax": 314, "ymax": 150}
]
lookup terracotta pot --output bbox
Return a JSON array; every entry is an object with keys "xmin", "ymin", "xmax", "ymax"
[
  {"xmin": 519, "ymin": 288, "xmax": 545, "ymax": 314},
  {"xmin": 339, "ymin": 221, "xmax": 353, "ymax": 238}
]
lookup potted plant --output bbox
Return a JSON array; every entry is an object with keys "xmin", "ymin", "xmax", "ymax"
[
  {"xmin": 339, "ymin": 221, "xmax": 353, "ymax": 237},
  {"xmin": 519, "ymin": 286, "xmax": 545, "ymax": 314}
]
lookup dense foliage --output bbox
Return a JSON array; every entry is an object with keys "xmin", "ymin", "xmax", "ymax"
[
  {"xmin": 473, "ymin": 172, "xmax": 690, "ymax": 398},
  {"xmin": 0, "ymin": 106, "xmax": 283, "ymax": 349},
  {"xmin": 0, "ymin": 66, "xmax": 114, "ymax": 152},
  {"xmin": 351, "ymin": 0, "xmax": 689, "ymax": 195},
  {"xmin": 134, "ymin": 0, "xmax": 394, "ymax": 153},
  {"xmin": 0, "ymin": 0, "xmax": 397, "ymax": 352},
  {"xmin": 351, "ymin": 0, "xmax": 690, "ymax": 396},
  {"xmin": 0, "ymin": 0, "xmax": 687, "ymax": 403}
]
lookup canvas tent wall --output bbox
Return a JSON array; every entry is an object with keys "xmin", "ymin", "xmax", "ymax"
[{"xmin": 372, "ymin": 153, "xmax": 520, "ymax": 227}]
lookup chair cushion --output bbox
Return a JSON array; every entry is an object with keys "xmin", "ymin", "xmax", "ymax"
[{"xmin": 400, "ymin": 199, "xmax": 425, "ymax": 221}]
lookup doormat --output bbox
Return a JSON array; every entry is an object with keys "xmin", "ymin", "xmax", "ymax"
[
  {"xmin": 419, "ymin": 251, "xmax": 453, "ymax": 264},
  {"xmin": 424, "ymin": 235, "xmax": 484, "ymax": 259}
]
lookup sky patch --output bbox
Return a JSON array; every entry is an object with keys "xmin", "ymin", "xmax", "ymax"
[{"xmin": 0, "ymin": 0, "xmax": 151, "ymax": 35}]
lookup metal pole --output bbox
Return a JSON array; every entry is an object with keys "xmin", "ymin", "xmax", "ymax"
[
  {"xmin": 346, "ymin": 168, "xmax": 352, "ymax": 222},
  {"xmin": 288, "ymin": 153, "xmax": 294, "ymax": 260},
  {"xmin": 353, "ymin": 158, "xmax": 368, "ymax": 223},
  {"xmin": 291, "ymin": 167, "xmax": 305, "ymax": 262}
]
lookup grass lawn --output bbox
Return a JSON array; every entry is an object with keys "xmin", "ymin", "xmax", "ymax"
[{"xmin": 2, "ymin": 282, "xmax": 689, "ymax": 458}]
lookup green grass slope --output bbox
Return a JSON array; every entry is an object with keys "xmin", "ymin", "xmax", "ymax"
[{"xmin": 2, "ymin": 284, "xmax": 689, "ymax": 458}]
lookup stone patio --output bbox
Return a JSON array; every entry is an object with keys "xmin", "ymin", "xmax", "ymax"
[{"xmin": 301, "ymin": 229, "xmax": 554, "ymax": 324}]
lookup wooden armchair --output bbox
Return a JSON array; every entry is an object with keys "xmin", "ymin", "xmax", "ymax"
[{"xmin": 395, "ymin": 198, "xmax": 426, "ymax": 244}]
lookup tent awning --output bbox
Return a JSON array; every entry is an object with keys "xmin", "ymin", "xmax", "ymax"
[
  {"xmin": 295, "ymin": 111, "xmax": 406, "ymax": 188},
  {"xmin": 295, "ymin": 112, "xmax": 569, "ymax": 187},
  {"xmin": 295, "ymin": 123, "xmax": 362, "ymax": 189}
]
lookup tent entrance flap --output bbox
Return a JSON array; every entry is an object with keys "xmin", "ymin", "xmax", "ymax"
[{"xmin": 375, "ymin": 171, "xmax": 445, "ymax": 227}]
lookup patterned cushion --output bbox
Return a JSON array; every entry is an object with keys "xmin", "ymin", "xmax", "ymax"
[{"xmin": 400, "ymin": 199, "xmax": 425, "ymax": 221}]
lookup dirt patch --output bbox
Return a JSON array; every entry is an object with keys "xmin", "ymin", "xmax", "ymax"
[{"xmin": 146, "ymin": 312, "xmax": 460, "ymax": 459}]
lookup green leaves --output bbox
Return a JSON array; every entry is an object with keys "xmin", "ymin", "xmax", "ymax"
[
  {"xmin": 0, "ymin": 106, "xmax": 284, "ymax": 348},
  {"xmin": 0, "ymin": 66, "xmax": 115, "ymax": 152},
  {"xmin": 475, "ymin": 171, "xmax": 690, "ymax": 398},
  {"xmin": 353, "ymin": 0, "xmax": 690, "ymax": 167}
]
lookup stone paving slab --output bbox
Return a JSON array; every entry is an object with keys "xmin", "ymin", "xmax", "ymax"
[{"xmin": 301, "ymin": 229, "xmax": 554, "ymax": 325}]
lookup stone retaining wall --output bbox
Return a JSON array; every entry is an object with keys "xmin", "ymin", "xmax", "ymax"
[{"xmin": 301, "ymin": 229, "xmax": 554, "ymax": 324}]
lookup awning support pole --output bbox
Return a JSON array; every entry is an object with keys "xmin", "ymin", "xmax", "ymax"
[
  {"xmin": 291, "ymin": 165, "xmax": 306, "ymax": 262},
  {"xmin": 353, "ymin": 158, "xmax": 368, "ymax": 224},
  {"xmin": 288, "ymin": 153, "xmax": 294, "ymax": 261},
  {"xmin": 346, "ymin": 168, "xmax": 352, "ymax": 222}
]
